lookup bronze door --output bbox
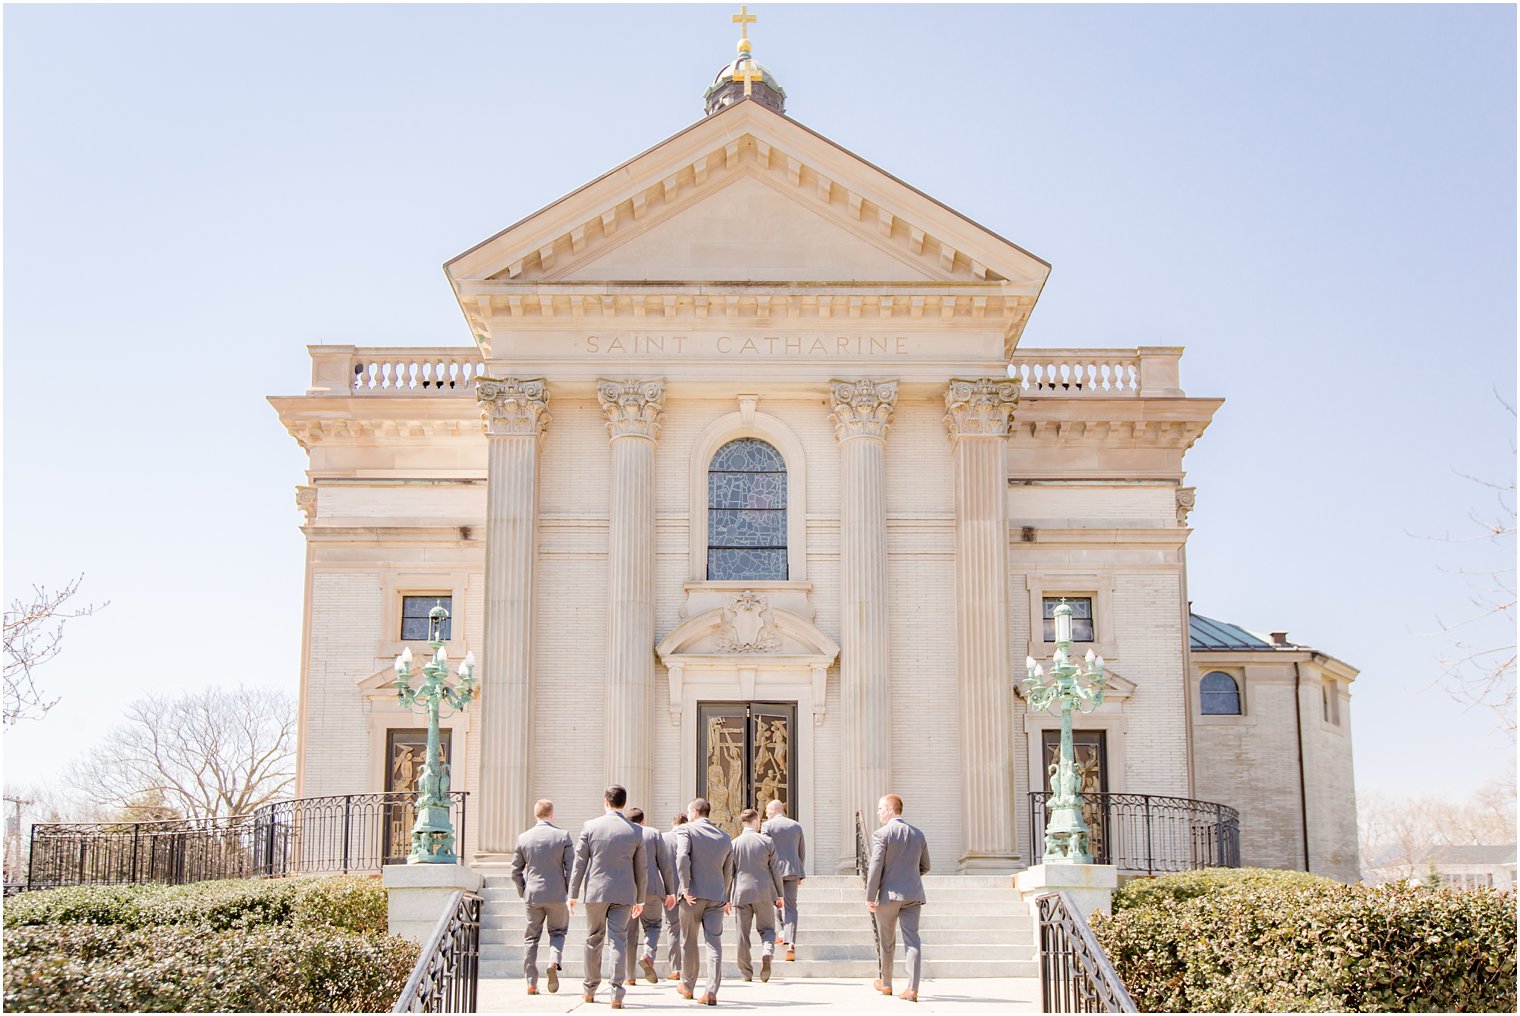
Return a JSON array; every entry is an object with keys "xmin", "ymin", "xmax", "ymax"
[
  {"xmin": 1041, "ymin": 729, "xmax": 1108, "ymax": 862},
  {"xmin": 384, "ymin": 728, "xmax": 451, "ymax": 864},
  {"xmin": 697, "ymin": 703, "xmax": 796, "ymax": 838}
]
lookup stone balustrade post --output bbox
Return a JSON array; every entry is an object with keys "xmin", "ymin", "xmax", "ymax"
[
  {"xmin": 945, "ymin": 378, "xmax": 1020, "ymax": 869},
  {"xmin": 598, "ymin": 379, "xmax": 665, "ymax": 811},
  {"xmin": 1136, "ymin": 346, "xmax": 1185, "ymax": 397},
  {"xmin": 307, "ymin": 345, "xmax": 357, "ymax": 395},
  {"xmin": 829, "ymin": 379, "xmax": 897, "ymax": 868},
  {"xmin": 475, "ymin": 377, "xmax": 550, "ymax": 860}
]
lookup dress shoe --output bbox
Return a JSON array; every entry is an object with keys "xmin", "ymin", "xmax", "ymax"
[
  {"xmin": 701, "ymin": 993, "xmax": 717, "ymax": 1006},
  {"xmin": 546, "ymin": 965, "xmax": 559, "ymax": 994},
  {"xmin": 526, "ymin": 986, "xmax": 538, "ymax": 995},
  {"xmin": 667, "ymin": 972, "xmax": 682, "ymax": 981},
  {"xmin": 611, "ymin": 1002, "xmax": 624, "ymax": 1010},
  {"xmin": 874, "ymin": 979, "xmax": 893, "ymax": 995},
  {"xmin": 785, "ymin": 947, "xmax": 796, "ymax": 962},
  {"xmin": 761, "ymin": 955, "xmax": 772, "ymax": 982},
  {"xmin": 641, "ymin": 956, "xmax": 658, "ymax": 983},
  {"xmin": 741, "ymin": 975, "xmax": 752, "ymax": 982},
  {"xmin": 583, "ymin": 993, "xmax": 597, "ymax": 1003},
  {"xmin": 677, "ymin": 986, "xmax": 694, "ymax": 1000},
  {"xmin": 898, "ymin": 989, "xmax": 919, "ymax": 1003}
]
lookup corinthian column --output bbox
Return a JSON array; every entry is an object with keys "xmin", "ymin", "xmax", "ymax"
[
  {"xmin": 945, "ymin": 378, "xmax": 1020, "ymax": 869},
  {"xmin": 475, "ymin": 377, "xmax": 549, "ymax": 860},
  {"xmin": 829, "ymin": 379, "xmax": 897, "ymax": 866},
  {"xmin": 598, "ymin": 378, "xmax": 665, "ymax": 811}
]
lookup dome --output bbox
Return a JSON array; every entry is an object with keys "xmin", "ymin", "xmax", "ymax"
[{"xmin": 704, "ymin": 39, "xmax": 786, "ymax": 117}]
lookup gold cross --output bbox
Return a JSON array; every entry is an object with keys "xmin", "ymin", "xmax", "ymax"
[
  {"xmin": 731, "ymin": 5, "xmax": 757, "ymax": 41},
  {"xmin": 734, "ymin": 55, "xmax": 762, "ymax": 97}
]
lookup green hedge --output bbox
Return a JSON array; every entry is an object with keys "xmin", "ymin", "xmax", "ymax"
[
  {"xmin": 2, "ymin": 875, "xmax": 388, "ymax": 933},
  {"xmin": 2, "ymin": 924, "xmax": 418, "ymax": 1013},
  {"xmin": 1112, "ymin": 866, "xmax": 1335, "ymax": 911},
  {"xmin": 1092, "ymin": 875, "xmax": 1517, "ymax": 1012}
]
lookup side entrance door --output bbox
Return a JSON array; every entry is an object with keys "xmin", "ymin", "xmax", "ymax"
[{"xmin": 696, "ymin": 702, "xmax": 797, "ymax": 838}]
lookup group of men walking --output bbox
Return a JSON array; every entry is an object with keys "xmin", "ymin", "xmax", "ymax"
[{"xmin": 509, "ymin": 786, "xmax": 930, "ymax": 1007}]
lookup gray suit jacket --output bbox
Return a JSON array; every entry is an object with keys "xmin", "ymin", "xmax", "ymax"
[
  {"xmin": 865, "ymin": 817, "xmax": 930, "ymax": 905},
  {"xmin": 761, "ymin": 815, "xmax": 806, "ymax": 879},
  {"xmin": 675, "ymin": 817, "xmax": 734, "ymax": 902},
  {"xmin": 569, "ymin": 810, "xmax": 648, "ymax": 905},
  {"xmin": 511, "ymin": 820, "xmax": 573, "ymax": 904},
  {"xmin": 640, "ymin": 823, "xmax": 676, "ymax": 897},
  {"xmin": 731, "ymin": 829, "xmax": 784, "ymax": 905}
]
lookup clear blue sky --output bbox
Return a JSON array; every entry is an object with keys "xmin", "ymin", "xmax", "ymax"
[{"xmin": 4, "ymin": 3, "xmax": 1515, "ymax": 803}]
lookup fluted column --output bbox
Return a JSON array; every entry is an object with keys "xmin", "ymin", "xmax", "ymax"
[
  {"xmin": 475, "ymin": 378, "xmax": 550, "ymax": 859},
  {"xmin": 598, "ymin": 379, "xmax": 665, "ymax": 811},
  {"xmin": 945, "ymin": 378, "xmax": 1020, "ymax": 869},
  {"xmin": 829, "ymin": 379, "xmax": 897, "ymax": 867}
]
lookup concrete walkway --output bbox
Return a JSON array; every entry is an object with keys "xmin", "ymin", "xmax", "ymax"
[{"xmin": 477, "ymin": 977, "xmax": 1042, "ymax": 1013}]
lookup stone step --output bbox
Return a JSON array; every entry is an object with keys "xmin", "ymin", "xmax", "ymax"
[
  {"xmin": 482, "ymin": 942, "xmax": 1031, "ymax": 963},
  {"xmin": 480, "ymin": 924, "xmax": 1031, "ymax": 948},
  {"xmin": 477, "ymin": 957, "xmax": 1039, "ymax": 980},
  {"xmin": 477, "ymin": 873, "xmax": 1020, "ymax": 890},
  {"xmin": 479, "ymin": 904, "xmax": 1030, "ymax": 925}
]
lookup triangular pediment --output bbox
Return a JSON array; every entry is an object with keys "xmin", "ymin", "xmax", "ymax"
[{"xmin": 446, "ymin": 100, "xmax": 1049, "ymax": 296}]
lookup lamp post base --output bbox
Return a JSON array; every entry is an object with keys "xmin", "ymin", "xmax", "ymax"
[
  {"xmin": 382, "ymin": 863, "xmax": 482, "ymax": 943},
  {"xmin": 1015, "ymin": 862, "xmax": 1118, "ymax": 921}
]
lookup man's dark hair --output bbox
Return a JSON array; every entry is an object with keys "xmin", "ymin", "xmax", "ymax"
[
  {"xmin": 605, "ymin": 785, "xmax": 628, "ymax": 809},
  {"xmin": 672, "ymin": 812, "xmax": 688, "ymax": 826},
  {"xmin": 627, "ymin": 807, "xmax": 645, "ymax": 824},
  {"xmin": 690, "ymin": 797, "xmax": 711, "ymax": 817},
  {"xmin": 738, "ymin": 808, "xmax": 760, "ymax": 825}
]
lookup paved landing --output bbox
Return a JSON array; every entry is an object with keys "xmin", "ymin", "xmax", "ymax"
[{"xmin": 477, "ymin": 976, "xmax": 1042, "ymax": 1013}]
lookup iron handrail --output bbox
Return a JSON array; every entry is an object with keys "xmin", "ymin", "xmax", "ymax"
[
  {"xmin": 854, "ymin": 810, "xmax": 881, "ymax": 956},
  {"xmin": 393, "ymin": 889, "xmax": 482, "ymax": 1013},
  {"xmin": 1035, "ymin": 891, "xmax": 1137, "ymax": 1013},
  {"xmin": 1028, "ymin": 791, "xmax": 1240, "ymax": 876},
  {"xmin": 25, "ymin": 791, "xmax": 468, "ymax": 888}
]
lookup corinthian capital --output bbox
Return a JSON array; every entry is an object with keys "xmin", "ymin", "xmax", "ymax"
[
  {"xmin": 477, "ymin": 377, "xmax": 550, "ymax": 440},
  {"xmin": 597, "ymin": 378, "xmax": 666, "ymax": 441},
  {"xmin": 944, "ymin": 377, "xmax": 1020, "ymax": 442},
  {"xmin": 829, "ymin": 379, "xmax": 898, "ymax": 442}
]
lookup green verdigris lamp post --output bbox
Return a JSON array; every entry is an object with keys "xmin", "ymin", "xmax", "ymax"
[
  {"xmin": 1024, "ymin": 599, "xmax": 1108, "ymax": 863},
  {"xmin": 393, "ymin": 604, "xmax": 477, "ymax": 864}
]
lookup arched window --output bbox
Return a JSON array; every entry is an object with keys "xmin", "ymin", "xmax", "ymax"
[
  {"xmin": 707, "ymin": 438, "xmax": 787, "ymax": 581},
  {"xmin": 1200, "ymin": 671, "xmax": 1242, "ymax": 715}
]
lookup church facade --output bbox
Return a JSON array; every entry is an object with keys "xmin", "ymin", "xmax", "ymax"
[{"xmin": 271, "ymin": 58, "xmax": 1360, "ymax": 881}]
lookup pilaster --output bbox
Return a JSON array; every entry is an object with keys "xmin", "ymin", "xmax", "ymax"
[
  {"xmin": 475, "ymin": 378, "xmax": 549, "ymax": 859},
  {"xmin": 829, "ymin": 379, "xmax": 897, "ymax": 868},
  {"xmin": 945, "ymin": 378, "xmax": 1020, "ymax": 869},
  {"xmin": 598, "ymin": 379, "xmax": 665, "ymax": 811}
]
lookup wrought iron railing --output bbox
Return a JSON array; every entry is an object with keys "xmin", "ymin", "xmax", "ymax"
[
  {"xmin": 1028, "ymin": 792, "xmax": 1239, "ymax": 876},
  {"xmin": 393, "ymin": 889, "xmax": 481, "ymax": 1013},
  {"xmin": 25, "ymin": 791, "xmax": 468, "ymax": 888},
  {"xmin": 853, "ymin": 810, "xmax": 881, "ymax": 955},
  {"xmin": 1035, "ymin": 891, "xmax": 1137, "ymax": 1013}
]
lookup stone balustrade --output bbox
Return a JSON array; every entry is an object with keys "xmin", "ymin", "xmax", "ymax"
[{"xmin": 303, "ymin": 345, "xmax": 1184, "ymax": 398}]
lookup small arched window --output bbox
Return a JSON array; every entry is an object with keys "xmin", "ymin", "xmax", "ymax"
[
  {"xmin": 707, "ymin": 438, "xmax": 787, "ymax": 581},
  {"xmin": 1200, "ymin": 671, "xmax": 1242, "ymax": 715}
]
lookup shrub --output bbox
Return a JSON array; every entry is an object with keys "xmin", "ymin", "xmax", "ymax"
[
  {"xmin": 2, "ymin": 875, "xmax": 386, "ymax": 933},
  {"xmin": 1093, "ymin": 877, "xmax": 1517, "ymax": 1013},
  {"xmin": 2, "ymin": 924, "xmax": 418, "ymax": 1013},
  {"xmin": 1113, "ymin": 866, "xmax": 1334, "ymax": 911}
]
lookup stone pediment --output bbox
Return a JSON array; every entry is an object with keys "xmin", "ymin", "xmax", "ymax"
[
  {"xmin": 445, "ymin": 100, "xmax": 1050, "ymax": 348},
  {"xmin": 656, "ymin": 594, "xmax": 839, "ymax": 666}
]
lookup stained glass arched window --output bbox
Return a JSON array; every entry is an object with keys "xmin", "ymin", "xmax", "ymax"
[
  {"xmin": 707, "ymin": 438, "xmax": 787, "ymax": 581},
  {"xmin": 1200, "ymin": 671, "xmax": 1242, "ymax": 715}
]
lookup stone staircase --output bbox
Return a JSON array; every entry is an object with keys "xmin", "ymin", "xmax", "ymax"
[{"xmin": 477, "ymin": 873, "xmax": 1037, "ymax": 981}]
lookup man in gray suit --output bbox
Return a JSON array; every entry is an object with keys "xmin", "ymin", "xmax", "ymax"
[
  {"xmin": 662, "ymin": 812, "xmax": 688, "ymax": 980},
  {"xmin": 675, "ymin": 797, "xmax": 735, "ymax": 1005},
  {"xmin": 624, "ymin": 807, "xmax": 676, "ymax": 985},
  {"xmin": 568, "ymin": 785, "xmax": 647, "ymax": 1009},
  {"xmin": 731, "ymin": 808, "xmax": 785, "ymax": 982},
  {"xmin": 761, "ymin": 799, "xmax": 806, "ymax": 960},
  {"xmin": 866, "ymin": 793, "xmax": 930, "ymax": 1003},
  {"xmin": 511, "ymin": 799, "xmax": 574, "ymax": 995}
]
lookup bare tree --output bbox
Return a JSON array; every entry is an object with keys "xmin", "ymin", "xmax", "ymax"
[
  {"xmin": 2, "ymin": 784, "xmax": 106, "ymax": 883},
  {"xmin": 1359, "ymin": 773, "xmax": 1517, "ymax": 882},
  {"xmin": 3, "ymin": 575, "xmax": 105, "ymax": 727},
  {"xmin": 1429, "ymin": 396, "xmax": 1516, "ymax": 738},
  {"xmin": 66, "ymin": 686, "xmax": 296, "ymax": 821}
]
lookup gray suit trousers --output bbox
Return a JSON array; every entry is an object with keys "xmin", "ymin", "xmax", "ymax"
[
  {"xmin": 625, "ymin": 893, "xmax": 666, "ymax": 968},
  {"xmin": 780, "ymin": 877, "xmax": 800, "ymax": 944},
  {"xmin": 734, "ymin": 901, "xmax": 776, "ymax": 978},
  {"xmin": 874, "ymin": 900, "xmax": 923, "ymax": 992},
  {"xmin": 680, "ymin": 898, "xmax": 726, "ymax": 998},
  {"xmin": 522, "ymin": 902, "xmax": 568, "ymax": 987},
  {"xmin": 664, "ymin": 893, "xmax": 683, "ymax": 973},
  {"xmin": 582, "ymin": 902, "xmax": 632, "ymax": 1001}
]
